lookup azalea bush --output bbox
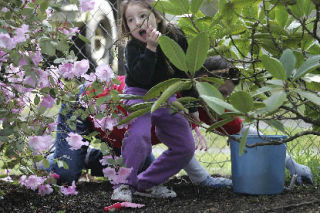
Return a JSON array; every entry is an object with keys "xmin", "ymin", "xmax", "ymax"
[{"xmin": 0, "ymin": 0, "xmax": 129, "ymax": 196}]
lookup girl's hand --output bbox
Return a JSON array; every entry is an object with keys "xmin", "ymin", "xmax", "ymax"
[
  {"xmin": 194, "ymin": 126, "xmax": 208, "ymax": 151},
  {"xmin": 146, "ymin": 25, "xmax": 161, "ymax": 52}
]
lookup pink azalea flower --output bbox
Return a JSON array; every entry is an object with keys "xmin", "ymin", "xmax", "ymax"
[
  {"xmin": 99, "ymin": 155, "xmax": 119, "ymax": 166},
  {"xmin": 31, "ymin": 49, "xmax": 42, "ymax": 66},
  {"xmin": 38, "ymin": 184, "xmax": 53, "ymax": 196},
  {"xmin": 40, "ymin": 95, "xmax": 55, "ymax": 108},
  {"xmin": 1, "ymin": 7, "xmax": 9, "ymax": 12},
  {"xmin": 92, "ymin": 116, "xmax": 117, "ymax": 131},
  {"xmin": 28, "ymin": 135, "xmax": 53, "ymax": 154},
  {"xmin": 95, "ymin": 63, "xmax": 114, "ymax": 83},
  {"xmin": 23, "ymin": 175, "xmax": 46, "ymax": 191},
  {"xmin": 113, "ymin": 167, "xmax": 132, "ymax": 184},
  {"xmin": 58, "ymin": 62, "xmax": 75, "ymax": 79},
  {"xmin": 102, "ymin": 167, "xmax": 117, "ymax": 183},
  {"xmin": 38, "ymin": 69, "xmax": 50, "ymax": 88},
  {"xmin": 60, "ymin": 181, "xmax": 78, "ymax": 196},
  {"xmin": 82, "ymin": 72, "xmax": 97, "ymax": 83},
  {"xmin": 73, "ymin": 59, "xmax": 89, "ymax": 77},
  {"xmin": 66, "ymin": 132, "xmax": 89, "ymax": 150},
  {"xmin": 13, "ymin": 24, "xmax": 29, "ymax": 44},
  {"xmin": 61, "ymin": 27, "xmax": 80, "ymax": 38},
  {"xmin": 19, "ymin": 175, "xmax": 27, "ymax": 185},
  {"xmin": 79, "ymin": 0, "xmax": 95, "ymax": 12},
  {"xmin": 0, "ymin": 33, "xmax": 14, "ymax": 50},
  {"xmin": 23, "ymin": 75, "xmax": 36, "ymax": 88},
  {"xmin": 46, "ymin": 122, "xmax": 57, "ymax": 134}
]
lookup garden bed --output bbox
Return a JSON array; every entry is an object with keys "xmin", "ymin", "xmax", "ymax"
[{"xmin": 0, "ymin": 175, "xmax": 319, "ymax": 212}]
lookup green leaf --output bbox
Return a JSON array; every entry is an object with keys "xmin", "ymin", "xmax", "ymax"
[
  {"xmin": 96, "ymin": 95, "xmax": 108, "ymax": 106},
  {"xmin": 251, "ymin": 86, "xmax": 277, "ymax": 97},
  {"xmin": 158, "ymin": 36, "xmax": 188, "ymax": 72},
  {"xmin": 78, "ymin": 34, "xmax": 91, "ymax": 44},
  {"xmin": 9, "ymin": 51, "xmax": 22, "ymax": 66},
  {"xmin": 196, "ymin": 81, "xmax": 231, "ymax": 114},
  {"xmin": 297, "ymin": 90, "xmax": 320, "ymax": 106},
  {"xmin": 117, "ymin": 106, "xmax": 151, "ymax": 126},
  {"xmin": 191, "ymin": 0, "xmax": 204, "ymax": 14},
  {"xmin": 229, "ymin": 91, "xmax": 254, "ymax": 113},
  {"xmin": 171, "ymin": 0, "xmax": 189, "ymax": 13},
  {"xmin": 151, "ymin": 81, "xmax": 189, "ymax": 113},
  {"xmin": 280, "ymin": 49, "xmax": 296, "ymax": 78},
  {"xmin": 293, "ymin": 55, "xmax": 320, "ymax": 80},
  {"xmin": 206, "ymin": 117, "xmax": 235, "ymax": 132},
  {"xmin": 42, "ymin": 158, "xmax": 50, "ymax": 168},
  {"xmin": 263, "ymin": 90, "xmax": 287, "ymax": 112},
  {"xmin": 186, "ymin": 32, "xmax": 209, "ymax": 74},
  {"xmin": 56, "ymin": 40, "xmax": 69, "ymax": 52},
  {"xmin": 34, "ymin": 95, "xmax": 40, "ymax": 105},
  {"xmin": 153, "ymin": 1, "xmax": 187, "ymax": 15},
  {"xmin": 289, "ymin": 1, "xmax": 304, "ymax": 18},
  {"xmin": 201, "ymin": 95, "xmax": 237, "ymax": 114},
  {"xmin": 239, "ymin": 127, "xmax": 249, "ymax": 156},
  {"xmin": 275, "ymin": 5, "xmax": 288, "ymax": 28},
  {"xmin": 143, "ymin": 78, "xmax": 181, "ymax": 101},
  {"xmin": 40, "ymin": 39, "xmax": 56, "ymax": 56},
  {"xmin": 40, "ymin": 0, "xmax": 49, "ymax": 12},
  {"xmin": 261, "ymin": 55, "xmax": 287, "ymax": 80},
  {"xmin": 264, "ymin": 119, "xmax": 287, "ymax": 135},
  {"xmin": 253, "ymin": 101, "xmax": 266, "ymax": 109},
  {"xmin": 127, "ymin": 102, "xmax": 154, "ymax": 112}
]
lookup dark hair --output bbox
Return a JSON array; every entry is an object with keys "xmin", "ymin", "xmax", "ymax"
[
  {"xmin": 119, "ymin": 0, "xmax": 167, "ymax": 39},
  {"xmin": 197, "ymin": 56, "xmax": 240, "ymax": 85}
]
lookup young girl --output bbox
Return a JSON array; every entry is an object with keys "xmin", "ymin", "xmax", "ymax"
[{"xmin": 112, "ymin": 0, "xmax": 196, "ymax": 202}]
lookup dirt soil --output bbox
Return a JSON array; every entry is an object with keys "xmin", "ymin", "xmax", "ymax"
[{"xmin": 0, "ymin": 175, "xmax": 319, "ymax": 213}]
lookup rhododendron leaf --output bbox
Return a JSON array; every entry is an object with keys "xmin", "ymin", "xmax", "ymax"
[
  {"xmin": 78, "ymin": 34, "xmax": 91, "ymax": 44},
  {"xmin": 40, "ymin": 0, "xmax": 49, "ymax": 12},
  {"xmin": 42, "ymin": 159, "xmax": 50, "ymax": 169}
]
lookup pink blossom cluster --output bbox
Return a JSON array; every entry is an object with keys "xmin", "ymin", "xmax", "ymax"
[
  {"xmin": 57, "ymin": 59, "xmax": 89, "ymax": 79},
  {"xmin": 79, "ymin": 0, "xmax": 95, "ymax": 12},
  {"xmin": 28, "ymin": 135, "xmax": 53, "ymax": 154},
  {"xmin": 61, "ymin": 27, "xmax": 80, "ymax": 39},
  {"xmin": 92, "ymin": 115, "xmax": 118, "ymax": 131},
  {"xmin": 19, "ymin": 174, "xmax": 78, "ymax": 196},
  {"xmin": 19, "ymin": 175, "xmax": 53, "ymax": 196},
  {"xmin": 60, "ymin": 181, "xmax": 78, "ymax": 195},
  {"xmin": 66, "ymin": 132, "xmax": 89, "ymax": 150},
  {"xmin": 99, "ymin": 155, "xmax": 120, "ymax": 166},
  {"xmin": 102, "ymin": 167, "xmax": 132, "ymax": 185},
  {"xmin": 0, "ymin": 24, "xmax": 29, "ymax": 50},
  {"xmin": 95, "ymin": 63, "xmax": 115, "ymax": 83}
]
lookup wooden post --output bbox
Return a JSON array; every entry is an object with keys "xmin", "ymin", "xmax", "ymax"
[{"xmin": 117, "ymin": 0, "xmax": 125, "ymax": 75}]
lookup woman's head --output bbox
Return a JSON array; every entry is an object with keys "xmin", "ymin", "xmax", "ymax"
[{"xmin": 119, "ymin": 0, "xmax": 166, "ymax": 41}]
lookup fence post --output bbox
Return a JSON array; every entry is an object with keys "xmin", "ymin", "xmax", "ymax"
[{"xmin": 117, "ymin": 0, "xmax": 125, "ymax": 75}]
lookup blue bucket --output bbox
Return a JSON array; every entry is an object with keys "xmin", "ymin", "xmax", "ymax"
[{"xmin": 230, "ymin": 135, "xmax": 286, "ymax": 195}]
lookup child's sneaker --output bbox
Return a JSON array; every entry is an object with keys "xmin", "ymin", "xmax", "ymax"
[
  {"xmin": 199, "ymin": 176, "xmax": 232, "ymax": 188},
  {"xmin": 134, "ymin": 184, "xmax": 177, "ymax": 198},
  {"xmin": 111, "ymin": 184, "xmax": 132, "ymax": 202}
]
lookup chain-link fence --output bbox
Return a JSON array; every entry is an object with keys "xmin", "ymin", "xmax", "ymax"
[{"xmin": 50, "ymin": 0, "xmax": 320, "ymax": 182}]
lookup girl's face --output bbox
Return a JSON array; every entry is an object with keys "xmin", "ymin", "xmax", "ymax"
[{"xmin": 125, "ymin": 3, "xmax": 159, "ymax": 43}]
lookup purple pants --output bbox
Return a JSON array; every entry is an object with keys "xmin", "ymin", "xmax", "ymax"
[{"xmin": 122, "ymin": 86, "xmax": 195, "ymax": 191}]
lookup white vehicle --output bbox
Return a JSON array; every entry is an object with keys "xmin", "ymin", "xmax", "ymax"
[{"xmin": 50, "ymin": 0, "xmax": 117, "ymax": 66}]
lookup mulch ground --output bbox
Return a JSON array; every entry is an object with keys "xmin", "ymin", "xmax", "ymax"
[{"xmin": 0, "ymin": 175, "xmax": 319, "ymax": 213}]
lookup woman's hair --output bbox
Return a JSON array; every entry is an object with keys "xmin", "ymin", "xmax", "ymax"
[{"xmin": 119, "ymin": 0, "xmax": 167, "ymax": 39}]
